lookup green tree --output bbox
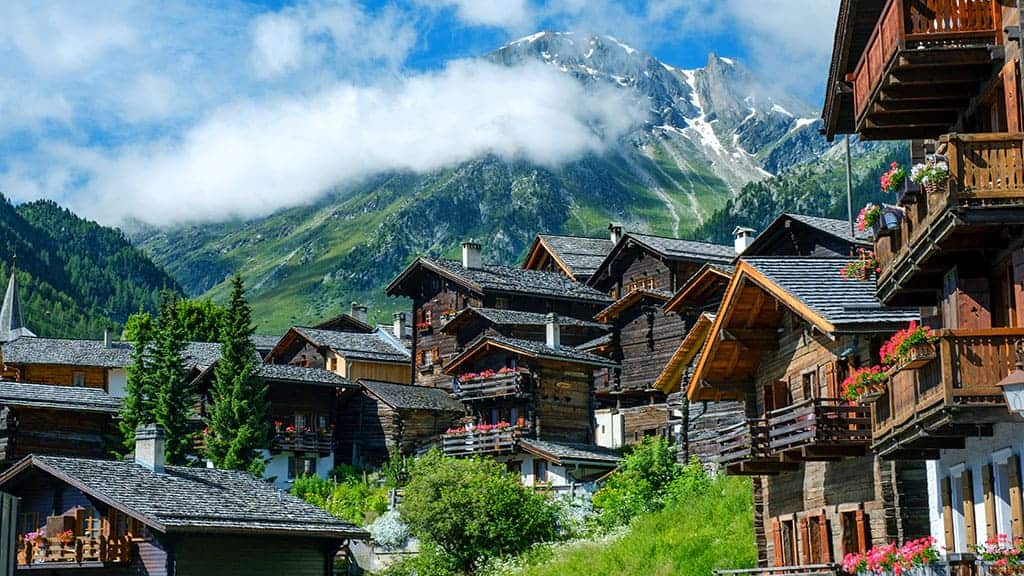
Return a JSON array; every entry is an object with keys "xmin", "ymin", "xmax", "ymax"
[
  {"xmin": 204, "ymin": 274, "xmax": 270, "ymax": 476},
  {"xmin": 177, "ymin": 298, "xmax": 226, "ymax": 342},
  {"xmin": 592, "ymin": 436, "xmax": 681, "ymax": 527},
  {"xmin": 399, "ymin": 450, "xmax": 558, "ymax": 573},
  {"xmin": 118, "ymin": 312, "xmax": 156, "ymax": 455},
  {"xmin": 150, "ymin": 292, "xmax": 195, "ymax": 465}
]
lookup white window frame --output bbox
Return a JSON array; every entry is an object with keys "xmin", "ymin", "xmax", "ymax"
[
  {"xmin": 994, "ymin": 449, "xmax": 1015, "ymax": 537},
  {"xmin": 950, "ymin": 464, "xmax": 968, "ymax": 553}
]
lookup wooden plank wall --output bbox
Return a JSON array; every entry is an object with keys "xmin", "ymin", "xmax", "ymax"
[
  {"xmin": 536, "ymin": 362, "xmax": 593, "ymax": 444},
  {"xmin": 0, "ymin": 407, "xmax": 109, "ymax": 466},
  {"xmin": 14, "ymin": 365, "xmax": 107, "ymax": 389},
  {"xmin": 610, "ymin": 302, "xmax": 686, "ymax": 396},
  {"xmin": 0, "ymin": 491, "xmax": 16, "ymax": 576}
]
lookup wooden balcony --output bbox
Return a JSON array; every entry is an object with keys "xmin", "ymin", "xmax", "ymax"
[
  {"xmin": 718, "ymin": 419, "xmax": 796, "ymax": 476},
  {"xmin": 453, "ymin": 371, "xmax": 528, "ymax": 402},
  {"xmin": 17, "ymin": 535, "xmax": 132, "ymax": 566},
  {"xmin": 441, "ymin": 426, "xmax": 519, "ymax": 457},
  {"xmin": 767, "ymin": 399, "xmax": 872, "ymax": 461},
  {"xmin": 872, "ymin": 328, "xmax": 1024, "ymax": 459},
  {"xmin": 874, "ymin": 132, "xmax": 1024, "ymax": 305},
  {"xmin": 270, "ymin": 431, "xmax": 334, "ymax": 456},
  {"xmin": 849, "ymin": 0, "xmax": 1001, "ymax": 140}
]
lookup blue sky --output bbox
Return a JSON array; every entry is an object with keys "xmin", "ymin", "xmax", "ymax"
[{"xmin": 0, "ymin": 0, "xmax": 840, "ymax": 226}]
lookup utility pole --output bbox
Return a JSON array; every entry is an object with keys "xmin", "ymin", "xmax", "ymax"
[{"xmin": 845, "ymin": 134, "xmax": 855, "ymax": 237}]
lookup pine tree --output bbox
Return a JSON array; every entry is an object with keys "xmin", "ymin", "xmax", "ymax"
[
  {"xmin": 150, "ymin": 292, "xmax": 195, "ymax": 465},
  {"xmin": 204, "ymin": 274, "xmax": 270, "ymax": 476},
  {"xmin": 118, "ymin": 312, "xmax": 155, "ymax": 455}
]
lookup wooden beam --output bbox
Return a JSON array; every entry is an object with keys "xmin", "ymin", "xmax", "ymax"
[
  {"xmin": 864, "ymin": 111, "xmax": 959, "ymax": 128},
  {"xmin": 719, "ymin": 328, "xmax": 779, "ymax": 351},
  {"xmin": 881, "ymin": 83, "xmax": 979, "ymax": 101},
  {"xmin": 897, "ymin": 49, "xmax": 995, "ymax": 68},
  {"xmin": 888, "ymin": 67, "xmax": 989, "ymax": 85},
  {"xmin": 872, "ymin": 98, "xmax": 968, "ymax": 113}
]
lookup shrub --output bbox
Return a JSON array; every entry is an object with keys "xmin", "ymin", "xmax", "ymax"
[
  {"xmin": 399, "ymin": 450, "xmax": 559, "ymax": 573},
  {"xmin": 592, "ymin": 437, "xmax": 680, "ymax": 528},
  {"xmin": 368, "ymin": 510, "xmax": 411, "ymax": 550},
  {"xmin": 290, "ymin": 474, "xmax": 388, "ymax": 526}
]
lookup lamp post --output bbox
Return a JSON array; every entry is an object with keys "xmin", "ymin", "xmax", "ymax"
[{"xmin": 997, "ymin": 340, "xmax": 1024, "ymax": 417}]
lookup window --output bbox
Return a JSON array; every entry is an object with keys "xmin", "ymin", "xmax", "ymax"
[
  {"xmin": 288, "ymin": 456, "xmax": 318, "ymax": 479},
  {"xmin": 19, "ymin": 511, "xmax": 39, "ymax": 536},
  {"xmin": 801, "ymin": 370, "xmax": 817, "ymax": 401},
  {"xmin": 72, "ymin": 371, "xmax": 86, "ymax": 387},
  {"xmin": 840, "ymin": 510, "xmax": 867, "ymax": 557},
  {"xmin": 294, "ymin": 413, "xmax": 308, "ymax": 431},
  {"xmin": 423, "ymin": 349, "xmax": 434, "ymax": 366},
  {"xmin": 533, "ymin": 459, "xmax": 548, "ymax": 485},
  {"xmin": 82, "ymin": 508, "xmax": 102, "ymax": 538},
  {"xmin": 804, "ymin": 515, "xmax": 831, "ymax": 563},
  {"xmin": 779, "ymin": 518, "xmax": 797, "ymax": 566},
  {"xmin": 318, "ymin": 414, "xmax": 328, "ymax": 432}
]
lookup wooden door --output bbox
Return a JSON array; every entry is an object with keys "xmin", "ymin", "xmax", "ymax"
[
  {"xmin": 1004, "ymin": 61, "xmax": 1021, "ymax": 132},
  {"xmin": 959, "ymin": 278, "xmax": 992, "ymax": 330}
]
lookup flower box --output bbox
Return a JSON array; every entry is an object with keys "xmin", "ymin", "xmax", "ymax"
[
  {"xmin": 858, "ymin": 383, "xmax": 886, "ymax": 404},
  {"xmin": 899, "ymin": 342, "xmax": 936, "ymax": 371}
]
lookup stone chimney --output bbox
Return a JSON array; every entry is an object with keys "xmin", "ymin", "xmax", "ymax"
[
  {"xmin": 608, "ymin": 223, "xmax": 623, "ymax": 244},
  {"xmin": 350, "ymin": 302, "xmax": 368, "ymax": 324},
  {"xmin": 135, "ymin": 424, "xmax": 165, "ymax": 473},
  {"xmin": 732, "ymin": 226, "xmax": 756, "ymax": 255},
  {"xmin": 103, "ymin": 328, "xmax": 111, "ymax": 349},
  {"xmin": 545, "ymin": 313, "xmax": 560, "ymax": 349},
  {"xmin": 393, "ymin": 312, "xmax": 407, "ymax": 339},
  {"xmin": 461, "ymin": 241, "xmax": 482, "ymax": 269}
]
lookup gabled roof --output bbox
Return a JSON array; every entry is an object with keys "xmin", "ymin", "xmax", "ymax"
[
  {"xmin": 0, "ymin": 381, "xmax": 121, "ymax": 414},
  {"xmin": 594, "ymin": 288, "xmax": 673, "ymax": 323},
  {"xmin": 587, "ymin": 232, "xmax": 733, "ymax": 289},
  {"xmin": 445, "ymin": 335, "xmax": 618, "ymax": 374},
  {"xmin": 313, "ymin": 313, "xmax": 375, "ymax": 334},
  {"xmin": 786, "ymin": 214, "xmax": 871, "ymax": 243},
  {"xmin": 822, "ymin": 0, "xmax": 886, "ymax": 139},
  {"xmin": 0, "ymin": 455, "xmax": 368, "ymax": 539},
  {"xmin": 252, "ymin": 335, "xmax": 283, "ymax": 353},
  {"xmin": 662, "ymin": 264, "xmax": 733, "ymax": 314},
  {"xmin": 739, "ymin": 213, "xmax": 870, "ymax": 258},
  {"xmin": 281, "ymin": 327, "xmax": 411, "ymax": 365},
  {"xmin": 386, "ymin": 258, "xmax": 612, "ymax": 305},
  {"xmin": 576, "ymin": 332, "xmax": 612, "ymax": 354},
  {"xmin": 652, "ymin": 313, "xmax": 715, "ymax": 394},
  {"xmin": 518, "ymin": 438, "xmax": 621, "ymax": 467},
  {"xmin": 440, "ymin": 307, "xmax": 607, "ymax": 335},
  {"xmin": 257, "ymin": 364, "xmax": 350, "ymax": 388},
  {"xmin": 360, "ymin": 379, "xmax": 465, "ymax": 413},
  {"xmin": 0, "ymin": 338, "xmax": 222, "ymax": 370},
  {"xmin": 522, "ymin": 234, "xmax": 614, "ymax": 280},
  {"xmin": 0, "ymin": 267, "xmax": 34, "ymax": 343}
]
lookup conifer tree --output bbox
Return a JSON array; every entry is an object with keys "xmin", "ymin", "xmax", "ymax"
[
  {"xmin": 150, "ymin": 292, "xmax": 195, "ymax": 465},
  {"xmin": 119, "ymin": 313, "xmax": 155, "ymax": 455},
  {"xmin": 204, "ymin": 274, "xmax": 270, "ymax": 476}
]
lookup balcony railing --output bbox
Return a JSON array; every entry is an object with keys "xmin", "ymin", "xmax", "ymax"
[
  {"xmin": 271, "ymin": 430, "xmax": 334, "ymax": 456},
  {"xmin": 441, "ymin": 426, "xmax": 519, "ymax": 457},
  {"xmin": 874, "ymin": 133, "xmax": 1024, "ymax": 303},
  {"xmin": 873, "ymin": 328, "xmax": 1024, "ymax": 455},
  {"xmin": 850, "ymin": 0, "xmax": 1000, "ymax": 129},
  {"xmin": 17, "ymin": 535, "xmax": 132, "ymax": 566},
  {"xmin": 453, "ymin": 371, "xmax": 527, "ymax": 402},
  {"xmin": 718, "ymin": 419, "xmax": 796, "ymax": 475},
  {"xmin": 767, "ymin": 398, "xmax": 872, "ymax": 459}
]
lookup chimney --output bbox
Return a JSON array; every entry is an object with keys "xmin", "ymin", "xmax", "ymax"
[
  {"xmin": 732, "ymin": 226, "xmax": 756, "ymax": 254},
  {"xmin": 461, "ymin": 241, "xmax": 482, "ymax": 269},
  {"xmin": 393, "ymin": 312, "xmax": 407, "ymax": 339},
  {"xmin": 103, "ymin": 328, "xmax": 111, "ymax": 349},
  {"xmin": 608, "ymin": 223, "xmax": 623, "ymax": 244},
  {"xmin": 134, "ymin": 424, "xmax": 165, "ymax": 473},
  {"xmin": 545, "ymin": 313, "xmax": 561, "ymax": 349},
  {"xmin": 350, "ymin": 302, "xmax": 368, "ymax": 324}
]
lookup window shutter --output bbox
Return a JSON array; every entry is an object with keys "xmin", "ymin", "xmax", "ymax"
[
  {"xmin": 963, "ymin": 468, "xmax": 977, "ymax": 547},
  {"xmin": 1010, "ymin": 455, "xmax": 1024, "ymax": 538},
  {"xmin": 984, "ymin": 464, "xmax": 997, "ymax": 540},
  {"xmin": 855, "ymin": 509, "xmax": 867, "ymax": 553},
  {"xmin": 799, "ymin": 517, "xmax": 811, "ymax": 565},
  {"xmin": 772, "ymin": 518, "xmax": 784, "ymax": 567},
  {"xmin": 819, "ymin": 514, "xmax": 832, "ymax": 563},
  {"xmin": 824, "ymin": 362, "xmax": 838, "ymax": 399},
  {"xmin": 942, "ymin": 476, "xmax": 955, "ymax": 550},
  {"xmin": 1004, "ymin": 61, "xmax": 1021, "ymax": 132}
]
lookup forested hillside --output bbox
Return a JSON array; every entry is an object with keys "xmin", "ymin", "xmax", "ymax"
[{"xmin": 0, "ymin": 195, "xmax": 180, "ymax": 338}]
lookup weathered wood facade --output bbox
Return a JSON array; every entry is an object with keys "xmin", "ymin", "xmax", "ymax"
[{"xmin": 267, "ymin": 327, "xmax": 410, "ymax": 385}]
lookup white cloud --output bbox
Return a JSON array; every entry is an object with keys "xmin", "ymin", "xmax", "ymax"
[
  {"xmin": 56, "ymin": 60, "xmax": 645, "ymax": 226},
  {"xmin": 416, "ymin": 0, "xmax": 533, "ymax": 30},
  {"xmin": 252, "ymin": 13, "xmax": 307, "ymax": 78}
]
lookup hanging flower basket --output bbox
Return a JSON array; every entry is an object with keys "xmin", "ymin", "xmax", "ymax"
[
  {"xmin": 911, "ymin": 156, "xmax": 950, "ymax": 195},
  {"xmin": 881, "ymin": 322, "xmax": 939, "ymax": 372},
  {"xmin": 880, "ymin": 162, "xmax": 908, "ymax": 194},
  {"xmin": 840, "ymin": 249, "xmax": 880, "ymax": 281},
  {"xmin": 841, "ymin": 365, "xmax": 888, "ymax": 404},
  {"xmin": 900, "ymin": 342, "xmax": 936, "ymax": 371}
]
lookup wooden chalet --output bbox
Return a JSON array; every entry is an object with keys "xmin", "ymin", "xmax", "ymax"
[
  {"xmin": 739, "ymin": 214, "xmax": 872, "ymax": 258},
  {"xmin": 336, "ymin": 379, "xmax": 464, "ymax": 467},
  {"xmin": 440, "ymin": 318, "xmax": 621, "ymax": 492},
  {"xmin": 0, "ymin": 425, "xmax": 367, "ymax": 575},
  {"xmin": 312, "ymin": 304, "xmax": 375, "ymax": 334},
  {"xmin": 690, "ymin": 256, "xmax": 929, "ymax": 569},
  {"xmin": 265, "ymin": 326, "xmax": 410, "ymax": 384},
  {"xmin": 385, "ymin": 241, "xmax": 611, "ymax": 389},
  {"xmin": 824, "ymin": 0, "xmax": 1024, "ymax": 556},
  {"xmin": 439, "ymin": 307, "xmax": 607, "ymax": 351},
  {"xmin": 0, "ymin": 382, "xmax": 119, "ymax": 469},
  {"xmin": 521, "ymin": 232, "xmax": 615, "ymax": 283}
]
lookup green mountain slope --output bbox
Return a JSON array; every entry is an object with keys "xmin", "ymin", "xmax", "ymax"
[{"xmin": 0, "ymin": 196, "xmax": 180, "ymax": 338}]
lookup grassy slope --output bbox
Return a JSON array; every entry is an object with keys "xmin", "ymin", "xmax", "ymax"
[{"xmin": 503, "ymin": 475, "xmax": 756, "ymax": 576}]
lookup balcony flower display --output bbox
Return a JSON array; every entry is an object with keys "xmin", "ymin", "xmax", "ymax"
[
  {"xmin": 842, "ymin": 537, "xmax": 939, "ymax": 575},
  {"xmin": 58, "ymin": 530, "xmax": 74, "ymax": 544},
  {"xmin": 974, "ymin": 534, "xmax": 1024, "ymax": 575},
  {"xmin": 445, "ymin": 421, "xmax": 513, "ymax": 435},
  {"xmin": 841, "ymin": 365, "xmax": 888, "ymax": 403},
  {"xmin": 856, "ymin": 204, "xmax": 881, "ymax": 233},
  {"xmin": 841, "ymin": 249, "xmax": 880, "ymax": 281},
  {"xmin": 910, "ymin": 157, "xmax": 950, "ymax": 194},
  {"xmin": 880, "ymin": 161, "xmax": 907, "ymax": 193},
  {"xmin": 458, "ymin": 367, "xmax": 515, "ymax": 383},
  {"xmin": 415, "ymin": 321, "xmax": 431, "ymax": 332},
  {"xmin": 880, "ymin": 321, "xmax": 938, "ymax": 370},
  {"xmin": 25, "ymin": 528, "xmax": 45, "ymax": 545}
]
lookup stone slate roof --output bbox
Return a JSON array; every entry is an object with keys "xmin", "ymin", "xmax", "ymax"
[
  {"xmin": 576, "ymin": 332, "xmax": 612, "ymax": 352},
  {"xmin": 519, "ymin": 438, "xmax": 621, "ymax": 466},
  {"xmin": 0, "ymin": 381, "xmax": 121, "ymax": 414},
  {"xmin": 398, "ymin": 258, "xmax": 612, "ymax": 304},
  {"xmin": 252, "ymin": 335, "xmax": 282, "ymax": 352},
  {"xmin": 443, "ymin": 307, "xmax": 607, "ymax": 332},
  {"xmin": 360, "ymin": 380, "xmax": 464, "ymax": 413},
  {"xmin": 5, "ymin": 455, "xmax": 368, "ymax": 539},
  {"xmin": 1, "ymin": 338, "xmax": 223, "ymax": 369},
  {"xmin": 595, "ymin": 288, "xmax": 674, "ymax": 322},
  {"xmin": 449, "ymin": 335, "xmax": 618, "ymax": 371},
  {"xmin": 292, "ymin": 327, "xmax": 410, "ymax": 364},
  {"xmin": 627, "ymin": 233, "xmax": 734, "ymax": 263},
  {"xmin": 785, "ymin": 213, "xmax": 872, "ymax": 243},
  {"xmin": 257, "ymin": 364, "xmax": 350, "ymax": 387},
  {"xmin": 536, "ymin": 235, "xmax": 614, "ymax": 278},
  {"xmin": 744, "ymin": 258, "xmax": 919, "ymax": 330}
]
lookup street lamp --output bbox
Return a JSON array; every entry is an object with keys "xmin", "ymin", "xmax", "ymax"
[{"xmin": 997, "ymin": 340, "xmax": 1024, "ymax": 417}]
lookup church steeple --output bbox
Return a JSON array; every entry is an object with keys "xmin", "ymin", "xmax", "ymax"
[{"xmin": 1, "ymin": 256, "xmax": 35, "ymax": 342}]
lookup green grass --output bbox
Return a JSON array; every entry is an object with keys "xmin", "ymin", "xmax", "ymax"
[{"xmin": 493, "ymin": 474, "xmax": 756, "ymax": 576}]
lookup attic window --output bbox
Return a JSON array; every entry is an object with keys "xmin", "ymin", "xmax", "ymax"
[
  {"xmin": 72, "ymin": 372, "xmax": 86, "ymax": 387},
  {"xmin": 495, "ymin": 297, "xmax": 510, "ymax": 309}
]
